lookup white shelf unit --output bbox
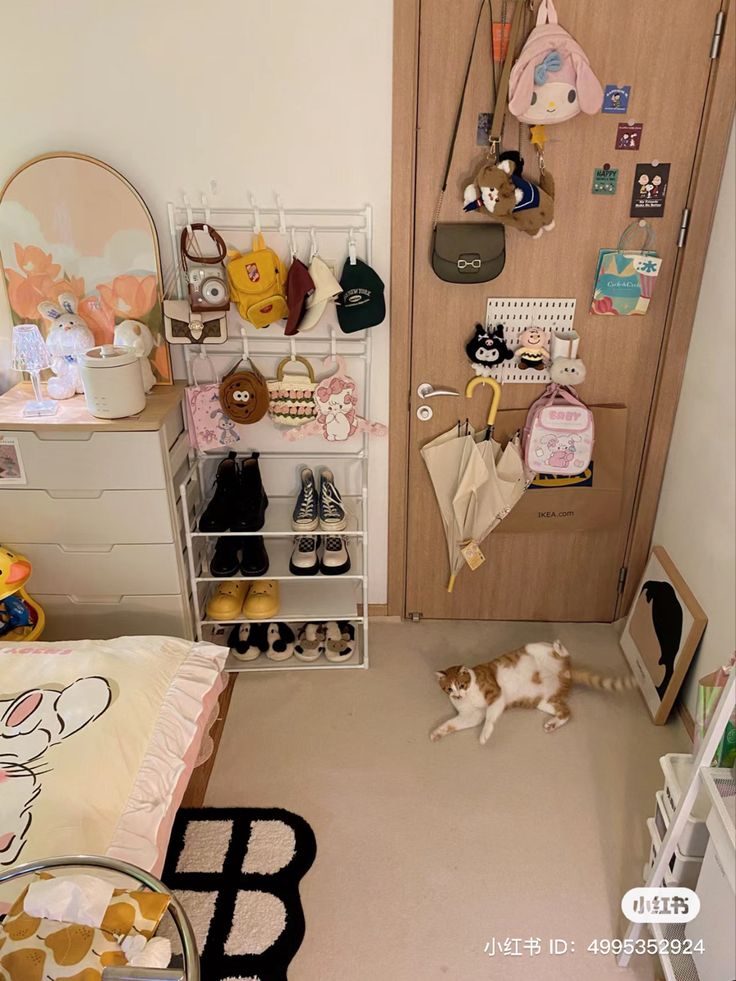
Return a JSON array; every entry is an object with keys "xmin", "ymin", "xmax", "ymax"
[
  {"xmin": 617, "ymin": 668, "xmax": 736, "ymax": 980},
  {"xmin": 173, "ymin": 202, "xmax": 374, "ymax": 672}
]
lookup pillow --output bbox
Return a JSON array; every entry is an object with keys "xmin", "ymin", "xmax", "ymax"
[
  {"xmin": 0, "ymin": 915, "xmax": 127, "ymax": 980},
  {"xmin": 101, "ymin": 889, "xmax": 171, "ymax": 940}
]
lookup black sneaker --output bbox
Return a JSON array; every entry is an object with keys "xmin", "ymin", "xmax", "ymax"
[
  {"xmin": 200, "ymin": 452, "xmax": 239, "ymax": 532},
  {"xmin": 209, "ymin": 536, "xmax": 241, "ymax": 577},
  {"xmin": 319, "ymin": 468, "xmax": 346, "ymax": 531},
  {"xmin": 320, "ymin": 535, "xmax": 351, "ymax": 575},
  {"xmin": 240, "ymin": 536, "xmax": 269, "ymax": 577},
  {"xmin": 289, "ymin": 535, "xmax": 319, "ymax": 576},
  {"xmin": 232, "ymin": 452, "xmax": 269, "ymax": 532},
  {"xmin": 292, "ymin": 467, "xmax": 319, "ymax": 531}
]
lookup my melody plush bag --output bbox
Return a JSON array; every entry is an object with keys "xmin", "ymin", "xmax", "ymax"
[
  {"xmin": 267, "ymin": 355, "xmax": 318, "ymax": 428},
  {"xmin": 523, "ymin": 383, "xmax": 594, "ymax": 476},
  {"xmin": 226, "ymin": 233, "xmax": 289, "ymax": 328},
  {"xmin": 508, "ymin": 0, "xmax": 603, "ymax": 125},
  {"xmin": 591, "ymin": 221, "xmax": 662, "ymax": 316}
]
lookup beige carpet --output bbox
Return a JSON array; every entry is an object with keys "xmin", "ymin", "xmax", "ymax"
[{"xmin": 205, "ymin": 619, "xmax": 690, "ymax": 981}]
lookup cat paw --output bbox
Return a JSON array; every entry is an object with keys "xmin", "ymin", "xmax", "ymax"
[
  {"xmin": 544, "ymin": 716, "xmax": 570, "ymax": 733},
  {"xmin": 430, "ymin": 725, "xmax": 452, "ymax": 742},
  {"xmin": 479, "ymin": 728, "xmax": 493, "ymax": 745}
]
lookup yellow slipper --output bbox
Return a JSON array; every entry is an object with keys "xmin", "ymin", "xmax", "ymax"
[
  {"xmin": 206, "ymin": 580, "xmax": 249, "ymax": 620},
  {"xmin": 242, "ymin": 580, "xmax": 280, "ymax": 620}
]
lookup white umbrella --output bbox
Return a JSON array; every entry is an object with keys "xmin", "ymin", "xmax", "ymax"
[{"xmin": 422, "ymin": 377, "xmax": 529, "ymax": 592}]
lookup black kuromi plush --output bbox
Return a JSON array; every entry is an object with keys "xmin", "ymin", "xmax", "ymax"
[{"xmin": 466, "ymin": 323, "xmax": 514, "ymax": 377}]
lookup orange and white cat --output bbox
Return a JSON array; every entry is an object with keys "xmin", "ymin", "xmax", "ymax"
[{"xmin": 432, "ymin": 640, "xmax": 635, "ymax": 745}]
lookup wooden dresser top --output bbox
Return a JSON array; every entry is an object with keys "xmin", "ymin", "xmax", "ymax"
[{"xmin": 0, "ymin": 382, "xmax": 186, "ymax": 432}]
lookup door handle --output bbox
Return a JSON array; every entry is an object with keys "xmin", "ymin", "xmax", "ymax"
[{"xmin": 417, "ymin": 382, "xmax": 460, "ymax": 399}]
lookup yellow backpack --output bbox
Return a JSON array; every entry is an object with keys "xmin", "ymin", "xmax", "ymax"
[{"xmin": 226, "ymin": 233, "xmax": 289, "ymax": 328}]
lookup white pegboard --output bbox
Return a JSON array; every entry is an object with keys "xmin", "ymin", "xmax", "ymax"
[{"xmin": 483, "ymin": 297, "xmax": 577, "ymax": 384}]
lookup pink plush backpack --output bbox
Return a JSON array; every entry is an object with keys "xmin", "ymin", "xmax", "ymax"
[
  {"xmin": 523, "ymin": 384, "xmax": 594, "ymax": 476},
  {"xmin": 508, "ymin": 0, "xmax": 603, "ymax": 125}
]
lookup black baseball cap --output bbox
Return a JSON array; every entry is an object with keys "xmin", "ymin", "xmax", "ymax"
[{"xmin": 336, "ymin": 258, "xmax": 386, "ymax": 333}]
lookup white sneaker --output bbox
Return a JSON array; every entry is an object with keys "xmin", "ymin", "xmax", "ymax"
[
  {"xmin": 320, "ymin": 535, "xmax": 351, "ymax": 575},
  {"xmin": 289, "ymin": 535, "xmax": 319, "ymax": 576}
]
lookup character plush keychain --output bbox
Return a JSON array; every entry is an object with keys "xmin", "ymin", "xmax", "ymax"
[
  {"xmin": 283, "ymin": 355, "xmax": 387, "ymax": 442},
  {"xmin": 463, "ymin": 150, "xmax": 555, "ymax": 239},
  {"xmin": 465, "ymin": 323, "xmax": 514, "ymax": 376}
]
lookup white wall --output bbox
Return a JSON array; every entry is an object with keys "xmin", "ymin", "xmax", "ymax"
[
  {"xmin": 0, "ymin": 0, "xmax": 393, "ymax": 602},
  {"xmin": 653, "ymin": 126, "xmax": 736, "ymax": 719}
]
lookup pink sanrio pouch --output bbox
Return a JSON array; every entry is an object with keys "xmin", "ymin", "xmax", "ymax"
[
  {"xmin": 184, "ymin": 355, "xmax": 240, "ymax": 451},
  {"xmin": 523, "ymin": 384, "xmax": 594, "ymax": 476}
]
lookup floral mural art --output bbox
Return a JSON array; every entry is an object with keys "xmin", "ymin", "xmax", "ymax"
[{"xmin": 0, "ymin": 153, "xmax": 172, "ymax": 384}]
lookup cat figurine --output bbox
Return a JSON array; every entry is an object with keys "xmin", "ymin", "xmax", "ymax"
[{"xmin": 431, "ymin": 640, "xmax": 635, "ymax": 745}]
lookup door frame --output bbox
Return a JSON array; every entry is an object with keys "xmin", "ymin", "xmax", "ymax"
[{"xmin": 387, "ymin": 0, "xmax": 735, "ymax": 618}]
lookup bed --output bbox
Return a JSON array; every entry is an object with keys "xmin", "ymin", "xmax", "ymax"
[{"xmin": 0, "ymin": 635, "xmax": 228, "ymax": 910}]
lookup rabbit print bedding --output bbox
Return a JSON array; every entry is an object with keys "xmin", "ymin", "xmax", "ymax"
[{"xmin": 0, "ymin": 635, "xmax": 227, "ymax": 907}]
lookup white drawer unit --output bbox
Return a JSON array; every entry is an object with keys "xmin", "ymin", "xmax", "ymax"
[
  {"xmin": 5, "ymin": 543, "xmax": 182, "ymax": 595},
  {"xmin": 0, "ymin": 382, "xmax": 192, "ymax": 641}
]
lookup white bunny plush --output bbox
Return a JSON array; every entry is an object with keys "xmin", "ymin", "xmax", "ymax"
[
  {"xmin": 37, "ymin": 292, "xmax": 95, "ymax": 400},
  {"xmin": 114, "ymin": 319, "xmax": 157, "ymax": 392}
]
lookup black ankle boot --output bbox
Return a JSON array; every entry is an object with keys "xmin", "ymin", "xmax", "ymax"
[
  {"xmin": 232, "ymin": 452, "xmax": 269, "ymax": 532},
  {"xmin": 199, "ymin": 452, "xmax": 239, "ymax": 532}
]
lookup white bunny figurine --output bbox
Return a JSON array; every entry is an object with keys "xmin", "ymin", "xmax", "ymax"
[
  {"xmin": 114, "ymin": 319, "xmax": 157, "ymax": 392},
  {"xmin": 37, "ymin": 292, "xmax": 95, "ymax": 400}
]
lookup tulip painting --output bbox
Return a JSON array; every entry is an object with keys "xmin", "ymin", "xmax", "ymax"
[{"xmin": 0, "ymin": 152, "xmax": 172, "ymax": 384}]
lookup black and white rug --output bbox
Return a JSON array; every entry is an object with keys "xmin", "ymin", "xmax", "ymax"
[{"xmin": 162, "ymin": 807, "xmax": 316, "ymax": 981}]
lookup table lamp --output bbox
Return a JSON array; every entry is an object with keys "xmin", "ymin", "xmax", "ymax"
[{"xmin": 11, "ymin": 323, "xmax": 58, "ymax": 417}]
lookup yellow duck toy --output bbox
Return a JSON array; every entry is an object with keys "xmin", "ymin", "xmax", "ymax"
[{"xmin": 0, "ymin": 545, "xmax": 45, "ymax": 641}]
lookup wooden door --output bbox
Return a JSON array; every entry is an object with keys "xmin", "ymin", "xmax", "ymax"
[{"xmin": 405, "ymin": 0, "xmax": 722, "ymax": 620}]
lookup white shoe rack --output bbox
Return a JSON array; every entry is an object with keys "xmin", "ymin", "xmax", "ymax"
[
  {"xmin": 173, "ymin": 201, "xmax": 374, "ymax": 672},
  {"xmin": 617, "ymin": 667, "xmax": 736, "ymax": 980}
]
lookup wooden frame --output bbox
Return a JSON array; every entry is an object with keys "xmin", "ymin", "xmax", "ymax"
[
  {"xmin": 388, "ymin": 0, "xmax": 735, "ymax": 621},
  {"xmin": 387, "ymin": 0, "xmax": 421, "ymax": 615},
  {"xmin": 182, "ymin": 675, "xmax": 236, "ymax": 807},
  {"xmin": 620, "ymin": 545, "xmax": 707, "ymax": 724}
]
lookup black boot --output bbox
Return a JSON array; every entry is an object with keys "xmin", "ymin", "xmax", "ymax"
[
  {"xmin": 232, "ymin": 452, "xmax": 269, "ymax": 532},
  {"xmin": 209, "ymin": 536, "xmax": 241, "ymax": 577},
  {"xmin": 199, "ymin": 452, "xmax": 239, "ymax": 532},
  {"xmin": 240, "ymin": 536, "xmax": 269, "ymax": 577}
]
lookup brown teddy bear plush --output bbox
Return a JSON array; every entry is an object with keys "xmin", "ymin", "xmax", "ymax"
[{"xmin": 463, "ymin": 153, "xmax": 555, "ymax": 239}]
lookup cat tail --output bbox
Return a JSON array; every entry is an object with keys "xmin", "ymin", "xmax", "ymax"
[{"xmin": 571, "ymin": 669, "xmax": 637, "ymax": 693}]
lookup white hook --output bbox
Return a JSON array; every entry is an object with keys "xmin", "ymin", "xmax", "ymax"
[
  {"xmin": 289, "ymin": 337, "xmax": 297, "ymax": 362},
  {"xmin": 250, "ymin": 193, "xmax": 261, "ymax": 234},
  {"xmin": 240, "ymin": 326, "xmax": 249, "ymax": 360},
  {"xmin": 201, "ymin": 192, "xmax": 211, "ymax": 228},
  {"xmin": 348, "ymin": 228, "xmax": 358, "ymax": 266},
  {"xmin": 310, "ymin": 227, "xmax": 318, "ymax": 260},
  {"xmin": 183, "ymin": 193, "xmax": 194, "ymax": 234},
  {"xmin": 276, "ymin": 193, "xmax": 286, "ymax": 235},
  {"xmin": 289, "ymin": 227, "xmax": 298, "ymax": 259}
]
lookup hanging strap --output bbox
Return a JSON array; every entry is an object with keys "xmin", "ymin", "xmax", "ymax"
[
  {"xmin": 434, "ymin": 0, "xmax": 525, "ymax": 226},
  {"xmin": 617, "ymin": 220, "xmax": 656, "ymax": 252},
  {"xmin": 488, "ymin": 0, "xmax": 526, "ymax": 151},
  {"xmin": 536, "ymin": 0, "xmax": 558, "ymax": 26},
  {"xmin": 436, "ymin": 0, "xmax": 492, "ymax": 212}
]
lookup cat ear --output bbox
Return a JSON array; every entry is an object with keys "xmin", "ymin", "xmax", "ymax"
[{"xmin": 435, "ymin": 670, "xmax": 446, "ymax": 680}]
